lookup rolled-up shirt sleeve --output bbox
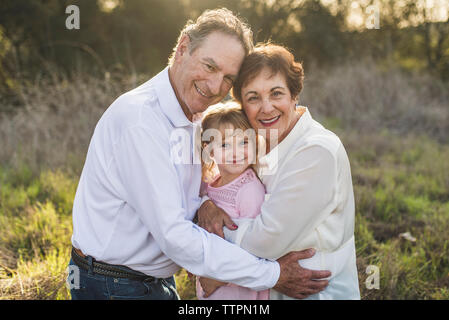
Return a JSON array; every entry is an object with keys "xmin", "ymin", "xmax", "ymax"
[
  {"xmin": 112, "ymin": 125, "xmax": 279, "ymax": 290},
  {"xmin": 224, "ymin": 145, "xmax": 337, "ymax": 260}
]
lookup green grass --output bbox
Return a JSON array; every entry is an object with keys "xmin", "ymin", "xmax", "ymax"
[
  {"xmin": 346, "ymin": 132, "xmax": 449, "ymax": 299},
  {"xmin": 0, "ymin": 131, "xmax": 448, "ymax": 299}
]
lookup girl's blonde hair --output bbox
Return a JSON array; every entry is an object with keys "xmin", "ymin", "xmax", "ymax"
[{"xmin": 200, "ymin": 101, "xmax": 258, "ymax": 182}]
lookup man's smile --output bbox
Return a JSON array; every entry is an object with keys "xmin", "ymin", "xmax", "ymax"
[{"xmin": 194, "ymin": 83, "xmax": 213, "ymax": 99}]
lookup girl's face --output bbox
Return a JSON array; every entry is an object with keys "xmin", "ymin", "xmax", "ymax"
[
  {"xmin": 209, "ymin": 125, "xmax": 256, "ymax": 177},
  {"xmin": 241, "ymin": 68, "xmax": 298, "ymax": 148}
]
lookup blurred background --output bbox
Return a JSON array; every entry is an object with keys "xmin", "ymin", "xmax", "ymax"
[{"xmin": 0, "ymin": 0, "xmax": 448, "ymax": 299}]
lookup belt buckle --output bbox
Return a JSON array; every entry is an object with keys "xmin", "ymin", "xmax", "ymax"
[{"xmin": 143, "ymin": 276, "xmax": 156, "ymax": 283}]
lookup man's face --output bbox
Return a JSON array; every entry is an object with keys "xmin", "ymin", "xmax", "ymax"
[{"xmin": 171, "ymin": 32, "xmax": 246, "ymax": 117}]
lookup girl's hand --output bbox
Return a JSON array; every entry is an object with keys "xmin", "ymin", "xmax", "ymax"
[
  {"xmin": 197, "ymin": 200, "xmax": 238, "ymax": 238},
  {"xmin": 199, "ymin": 277, "xmax": 227, "ymax": 297}
]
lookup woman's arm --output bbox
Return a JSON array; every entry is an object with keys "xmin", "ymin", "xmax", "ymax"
[{"xmin": 225, "ymin": 145, "xmax": 338, "ymax": 260}]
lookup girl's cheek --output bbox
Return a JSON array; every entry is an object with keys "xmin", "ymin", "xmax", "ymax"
[
  {"xmin": 235, "ymin": 145, "xmax": 246, "ymax": 161},
  {"xmin": 223, "ymin": 149, "xmax": 233, "ymax": 163},
  {"xmin": 247, "ymin": 147, "xmax": 255, "ymax": 164}
]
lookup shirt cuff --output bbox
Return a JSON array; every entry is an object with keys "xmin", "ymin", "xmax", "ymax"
[
  {"xmin": 199, "ymin": 195, "xmax": 210, "ymax": 207},
  {"xmin": 268, "ymin": 260, "xmax": 281, "ymax": 289}
]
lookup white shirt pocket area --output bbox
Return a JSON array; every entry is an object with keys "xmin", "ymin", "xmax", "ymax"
[{"xmin": 297, "ymin": 235, "xmax": 355, "ymax": 281}]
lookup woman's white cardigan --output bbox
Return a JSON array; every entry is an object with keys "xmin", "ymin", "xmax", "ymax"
[{"xmin": 225, "ymin": 107, "xmax": 360, "ymax": 300}]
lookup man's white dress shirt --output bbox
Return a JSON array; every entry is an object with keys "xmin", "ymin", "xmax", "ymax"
[
  {"xmin": 225, "ymin": 108, "xmax": 360, "ymax": 299},
  {"xmin": 71, "ymin": 67, "xmax": 279, "ymax": 291}
]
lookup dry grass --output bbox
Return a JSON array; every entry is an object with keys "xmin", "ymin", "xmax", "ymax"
[
  {"xmin": 0, "ymin": 68, "xmax": 145, "ymax": 174},
  {"xmin": 1, "ymin": 60, "xmax": 448, "ymax": 173},
  {"xmin": 302, "ymin": 59, "xmax": 449, "ymax": 143}
]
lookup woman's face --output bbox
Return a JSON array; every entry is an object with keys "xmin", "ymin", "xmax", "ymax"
[{"xmin": 241, "ymin": 68, "xmax": 298, "ymax": 147}]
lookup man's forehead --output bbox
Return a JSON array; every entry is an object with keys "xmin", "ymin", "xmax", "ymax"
[{"xmin": 196, "ymin": 33, "xmax": 245, "ymax": 68}]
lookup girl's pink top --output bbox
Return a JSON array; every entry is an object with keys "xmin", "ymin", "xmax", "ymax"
[{"xmin": 196, "ymin": 168, "xmax": 270, "ymax": 300}]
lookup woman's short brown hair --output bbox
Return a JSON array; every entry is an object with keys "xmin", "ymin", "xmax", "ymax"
[{"xmin": 232, "ymin": 43, "xmax": 304, "ymax": 103}]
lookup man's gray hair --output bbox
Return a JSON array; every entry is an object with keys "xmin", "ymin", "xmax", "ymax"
[{"xmin": 168, "ymin": 8, "xmax": 254, "ymax": 66}]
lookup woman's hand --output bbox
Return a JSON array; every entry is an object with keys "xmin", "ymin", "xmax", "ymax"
[
  {"xmin": 198, "ymin": 277, "xmax": 227, "ymax": 298},
  {"xmin": 197, "ymin": 200, "xmax": 238, "ymax": 238}
]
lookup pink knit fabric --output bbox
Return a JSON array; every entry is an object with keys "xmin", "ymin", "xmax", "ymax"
[{"xmin": 196, "ymin": 168, "xmax": 269, "ymax": 300}]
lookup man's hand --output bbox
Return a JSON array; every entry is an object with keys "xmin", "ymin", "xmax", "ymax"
[
  {"xmin": 198, "ymin": 277, "xmax": 227, "ymax": 298},
  {"xmin": 197, "ymin": 200, "xmax": 238, "ymax": 238},
  {"xmin": 274, "ymin": 249, "xmax": 331, "ymax": 299}
]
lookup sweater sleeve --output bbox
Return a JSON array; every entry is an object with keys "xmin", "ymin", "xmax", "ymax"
[{"xmin": 224, "ymin": 145, "xmax": 337, "ymax": 260}]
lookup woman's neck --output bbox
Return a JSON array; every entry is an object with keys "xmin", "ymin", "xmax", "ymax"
[{"xmin": 266, "ymin": 107, "xmax": 306, "ymax": 153}]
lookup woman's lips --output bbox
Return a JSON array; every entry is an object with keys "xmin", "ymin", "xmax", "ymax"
[{"xmin": 259, "ymin": 115, "xmax": 280, "ymax": 127}]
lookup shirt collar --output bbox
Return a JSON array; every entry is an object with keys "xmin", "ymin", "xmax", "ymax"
[
  {"xmin": 259, "ymin": 106, "xmax": 312, "ymax": 174},
  {"xmin": 153, "ymin": 67, "xmax": 193, "ymax": 128}
]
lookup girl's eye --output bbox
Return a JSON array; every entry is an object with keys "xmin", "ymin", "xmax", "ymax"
[
  {"xmin": 272, "ymin": 91, "xmax": 283, "ymax": 97},
  {"xmin": 222, "ymin": 143, "xmax": 230, "ymax": 148},
  {"xmin": 247, "ymin": 96, "xmax": 258, "ymax": 102}
]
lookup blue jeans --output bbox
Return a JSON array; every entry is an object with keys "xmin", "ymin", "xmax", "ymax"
[{"xmin": 67, "ymin": 258, "xmax": 180, "ymax": 300}]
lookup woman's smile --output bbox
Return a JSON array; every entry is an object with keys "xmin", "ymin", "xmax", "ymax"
[{"xmin": 259, "ymin": 115, "xmax": 281, "ymax": 127}]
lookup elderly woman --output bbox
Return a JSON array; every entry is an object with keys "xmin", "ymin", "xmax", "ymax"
[{"xmin": 198, "ymin": 43, "xmax": 360, "ymax": 300}]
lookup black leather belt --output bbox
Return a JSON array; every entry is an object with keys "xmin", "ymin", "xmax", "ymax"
[{"xmin": 71, "ymin": 246, "xmax": 155, "ymax": 282}]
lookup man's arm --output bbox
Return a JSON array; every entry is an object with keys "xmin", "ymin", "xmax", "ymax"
[
  {"xmin": 197, "ymin": 197, "xmax": 331, "ymax": 298},
  {"xmin": 112, "ymin": 124, "xmax": 278, "ymax": 291},
  {"xmin": 198, "ymin": 248, "xmax": 330, "ymax": 298}
]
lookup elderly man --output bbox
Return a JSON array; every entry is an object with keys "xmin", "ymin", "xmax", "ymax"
[{"xmin": 68, "ymin": 8, "xmax": 330, "ymax": 300}]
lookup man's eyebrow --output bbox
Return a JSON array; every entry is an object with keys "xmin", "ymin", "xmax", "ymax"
[
  {"xmin": 203, "ymin": 57, "xmax": 238, "ymax": 80},
  {"xmin": 203, "ymin": 58, "xmax": 219, "ymax": 69}
]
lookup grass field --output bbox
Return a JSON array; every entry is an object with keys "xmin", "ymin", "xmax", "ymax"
[{"xmin": 0, "ymin": 61, "xmax": 448, "ymax": 300}]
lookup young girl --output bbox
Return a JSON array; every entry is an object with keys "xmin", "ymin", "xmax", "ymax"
[{"xmin": 195, "ymin": 101, "xmax": 269, "ymax": 300}]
